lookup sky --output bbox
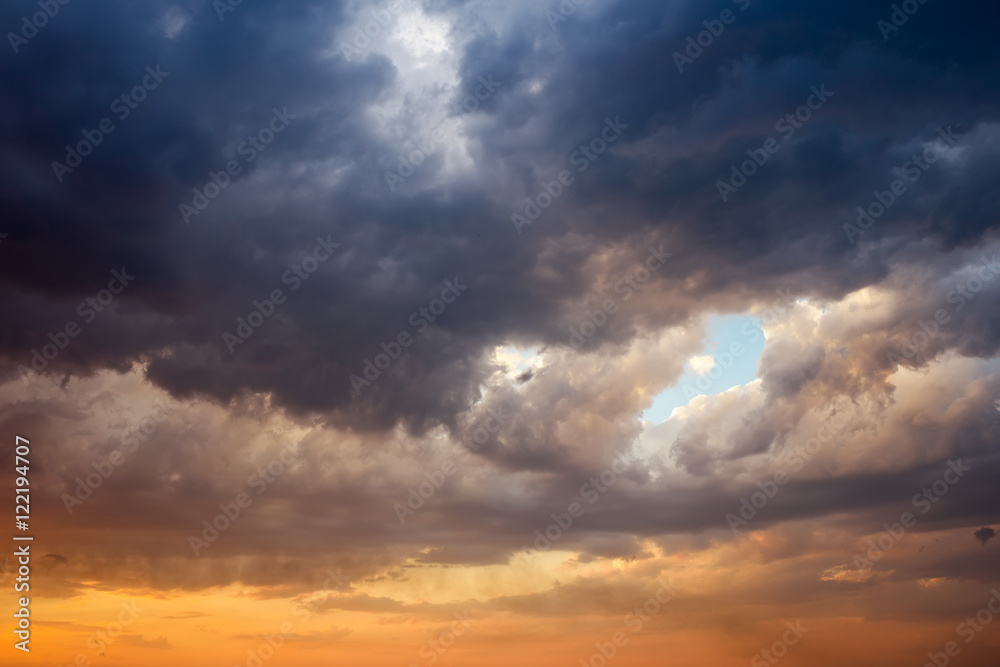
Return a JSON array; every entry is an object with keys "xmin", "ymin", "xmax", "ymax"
[{"xmin": 1, "ymin": 0, "xmax": 999, "ymax": 666}]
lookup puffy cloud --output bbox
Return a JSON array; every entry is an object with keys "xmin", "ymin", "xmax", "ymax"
[{"xmin": 3, "ymin": 0, "xmax": 1000, "ymax": 664}]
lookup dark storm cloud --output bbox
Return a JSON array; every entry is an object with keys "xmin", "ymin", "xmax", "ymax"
[
  {"xmin": 973, "ymin": 527, "xmax": 995, "ymax": 546},
  {"xmin": 8, "ymin": 10, "xmax": 1000, "ymax": 666},
  {"xmin": 1, "ymin": 0, "xmax": 999, "ymax": 441}
]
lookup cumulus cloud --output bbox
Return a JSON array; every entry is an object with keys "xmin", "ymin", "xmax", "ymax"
[{"xmin": 2, "ymin": 1, "xmax": 1000, "ymax": 664}]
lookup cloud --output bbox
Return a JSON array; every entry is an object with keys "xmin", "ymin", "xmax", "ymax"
[
  {"xmin": 2, "ymin": 1, "xmax": 1000, "ymax": 663},
  {"xmin": 689, "ymin": 354, "xmax": 715, "ymax": 375},
  {"xmin": 0, "ymin": 0, "xmax": 997, "ymax": 441},
  {"xmin": 973, "ymin": 526, "xmax": 996, "ymax": 546}
]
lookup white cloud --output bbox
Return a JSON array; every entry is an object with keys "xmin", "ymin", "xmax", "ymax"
[
  {"xmin": 158, "ymin": 6, "xmax": 189, "ymax": 40},
  {"xmin": 689, "ymin": 354, "xmax": 715, "ymax": 375}
]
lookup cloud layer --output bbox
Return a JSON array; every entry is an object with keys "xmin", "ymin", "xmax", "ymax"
[{"xmin": 1, "ymin": 0, "xmax": 999, "ymax": 665}]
